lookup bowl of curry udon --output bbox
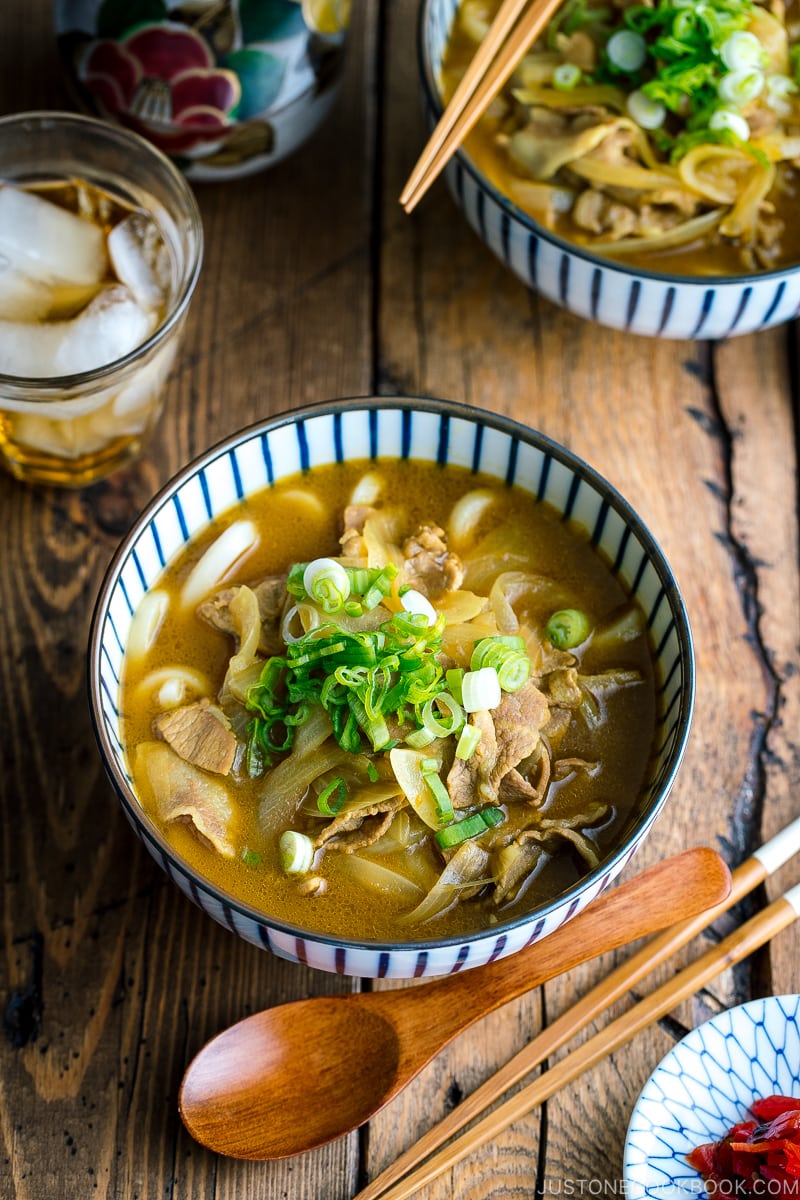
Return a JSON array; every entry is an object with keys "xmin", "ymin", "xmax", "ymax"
[
  {"xmin": 89, "ymin": 397, "xmax": 694, "ymax": 978},
  {"xmin": 420, "ymin": 0, "xmax": 800, "ymax": 339}
]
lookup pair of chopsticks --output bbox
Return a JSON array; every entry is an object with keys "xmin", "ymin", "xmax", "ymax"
[
  {"xmin": 401, "ymin": 0, "xmax": 566, "ymax": 213},
  {"xmin": 354, "ymin": 815, "xmax": 800, "ymax": 1200}
]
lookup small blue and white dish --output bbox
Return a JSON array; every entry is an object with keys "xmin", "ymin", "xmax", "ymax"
[
  {"xmin": 88, "ymin": 396, "xmax": 694, "ymax": 978},
  {"xmin": 418, "ymin": 0, "xmax": 800, "ymax": 340},
  {"xmin": 624, "ymin": 994, "xmax": 800, "ymax": 1199}
]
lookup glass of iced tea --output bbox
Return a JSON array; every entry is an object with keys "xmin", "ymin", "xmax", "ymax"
[{"xmin": 0, "ymin": 111, "xmax": 203, "ymax": 487}]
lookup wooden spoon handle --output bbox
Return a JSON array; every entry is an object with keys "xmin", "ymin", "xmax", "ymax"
[{"xmin": 381, "ymin": 847, "xmax": 730, "ymax": 1052}]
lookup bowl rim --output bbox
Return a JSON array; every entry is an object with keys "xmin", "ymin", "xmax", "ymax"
[
  {"xmin": 88, "ymin": 393, "xmax": 695, "ymax": 954},
  {"xmin": 416, "ymin": 1, "xmax": 799, "ymax": 290},
  {"xmin": 623, "ymin": 994, "xmax": 800, "ymax": 1192},
  {"xmin": 0, "ymin": 109, "xmax": 204, "ymax": 392}
]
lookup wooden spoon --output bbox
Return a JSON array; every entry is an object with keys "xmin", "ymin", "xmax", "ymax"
[{"xmin": 179, "ymin": 847, "xmax": 730, "ymax": 1160}]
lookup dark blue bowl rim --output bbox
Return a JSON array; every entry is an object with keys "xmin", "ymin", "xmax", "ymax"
[
  {"xmin": 88, "ymin": 394, "xmax": 695, "ymax": 956},
  {"xmin": 416, "ymin": 2, "xmax": 800, "ymax": 291}
]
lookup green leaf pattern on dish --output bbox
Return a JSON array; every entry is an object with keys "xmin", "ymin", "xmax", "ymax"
[{"xmin": 223, "ymin": 48, "xmax": 287, "ymax": 121}]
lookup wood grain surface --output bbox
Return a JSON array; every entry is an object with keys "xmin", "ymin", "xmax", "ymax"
[{"xmin": 2, "ymin": 2, "xmax": 799, "ymax": 1199}]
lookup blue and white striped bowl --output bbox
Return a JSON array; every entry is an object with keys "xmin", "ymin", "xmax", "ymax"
[
  {"xmin": 89, "ymin": 396, "xmax": 694, "ymax": 978},
  {"xmin": 419, "ymin": 0, "xmax": 800, "ymax": 340},
  {"xmin": 624, "ymin": 995, "xmax": 800, "ymax": 1198}
]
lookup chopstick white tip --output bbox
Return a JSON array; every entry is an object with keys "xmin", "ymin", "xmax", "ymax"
[{"xmin": 753, "ymin": 815, "xmax": 800, "ymax": 874}]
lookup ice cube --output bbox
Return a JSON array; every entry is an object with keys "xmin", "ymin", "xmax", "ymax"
[
  {"xmin": 0, "ymin": 185, "xmax": 108, "ymax": 287},
  {"xmin": 0, "ymin": 254, "xmax": 53, "ymax": 321},
  {"xmin": 0, "ymin": 285, "xmax": 157, "ymax": 377},
  {"xmin": 107, "ymin": 213, "xmax": 171, "ymax": 313},
  {"xmin": 53, "ymin": 285, "xmax": 159, "ymax": 376},
  {"xmin": 0, "ymin": 316, "xmax": 65, "ymax": 376}
]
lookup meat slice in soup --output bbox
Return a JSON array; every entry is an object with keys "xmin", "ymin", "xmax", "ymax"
[{"xmin": 121, "ymin": 460, "xmax": 658, "ymax": 942}]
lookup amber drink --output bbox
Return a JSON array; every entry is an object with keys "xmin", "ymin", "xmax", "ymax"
[{"xmin": 0, "ymin": 112, "xmax": 202, "ymax": 487}]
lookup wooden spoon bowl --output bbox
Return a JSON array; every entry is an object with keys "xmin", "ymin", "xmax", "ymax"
[{"xmin": 179, "ymin": 847, "xmax": 731, "ymax": 1160}]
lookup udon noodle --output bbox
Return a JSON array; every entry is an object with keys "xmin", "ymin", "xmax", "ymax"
[{"xmin": 442, "ymin": 0, "xmax": 800, "ymax": 273}]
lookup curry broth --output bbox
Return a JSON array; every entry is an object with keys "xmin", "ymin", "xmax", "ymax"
[{"xmin": 121, "ymin": 459, "xmax": 658, "ymax": 942}]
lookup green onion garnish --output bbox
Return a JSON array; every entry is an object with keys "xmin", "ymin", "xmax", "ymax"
[
  {"xmin": 317, "ymin": 776, "xmax": 347, "ymax": 816},
  {"xmin": 279, "ymin": 830, "xmax": 315, "ymax": 875},
  {"xmin": 461, "ymin": 666, "xmax": 502, "ymax": 713},
  {"xmin": 435, "ymin": 807, "xmax": 504, "ymax": 849},
  {"xmin": 470, "ymin": 636, "xmax": 531, "ymax": 692},
  {"xmin": 246, "ymin": 607, "xmax": 450, "ymax": 760},
  {"xmin": 545, "ymin": 609, "xmax": 591, "ymax": 650},
  {"xmin": 455, "ymin": 723, "xmax": 482, "ymax": 761},
  {"xmin": 406, "ymin": 727, "xmax": 436, "ymax": 749},
  {"xmin": 241, "ymin": 847, "xmax": 262, "ymax": 867},
  {"xmin": 421, "ymin": 766, "xmax": 454, "ymax": 824},
  {"xmin": 303, "ymin": 558, "xmax": 351, "ymax": 614},
  {"xmin": 583, "ymin": 0, "xmax": 760, "ymax": 155},
  {"xmin": 446, "ymin": 667, "xmax": 464, "ymax": 704},
  {"xmin": 553, "ymin": 62, "xmax": 582, "ymax": 90},
  {"xmin": 421, "ymin": 692, "xmax": 465, "ymax": 738}
]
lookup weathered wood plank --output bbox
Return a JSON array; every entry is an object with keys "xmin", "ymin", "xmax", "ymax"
[
  {"xmin": 373, "ymin": 2, "xmax": 798, "ymax": 1197},
  {"xmin": 0, "ymin": 3, "xmax": 377, "ymax": 1199}
]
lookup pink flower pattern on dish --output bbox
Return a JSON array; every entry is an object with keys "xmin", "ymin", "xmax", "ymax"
[{"xmin": 79, "ymin": 23, "xmax": 241, "ymax": 154}]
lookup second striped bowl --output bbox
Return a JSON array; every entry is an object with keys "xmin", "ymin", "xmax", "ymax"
[{"xmin": 418, "ymin": 0, "xmax": 800, "ymax": 340}]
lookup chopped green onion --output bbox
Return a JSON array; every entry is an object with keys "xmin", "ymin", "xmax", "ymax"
[
  {"xmin": 400, "ymin": 587, "xmax": 438, "ymax": 626},
  {"xmin": 708, "ymin": 107, "xmax": 749, "ymax": 139},
  {"xmin": 455, "ymin": 723, "xmax": 482, "ymax": 761},
  {"xmin": 470, "ymin": 635, "xmax": 530, "ymax": 693},
  {"xmin": 317, "ymin": 775, "xmax": 347, "ymax": 816},
  {"xmin": 627, "ymin": 88, "xmax": 666, "ymax": 129},
  {"xmin": 303, "ymin": 558, "xmax": 351, "ymax": 614},
  {"xmin": 279, "ymin": 830, "xmax": 315, "ymax": 875},
  {"xmin": 719, "ymin": 30, "xmax": 764, "ymax": 71},
  {"xmin": 718, "ymin": 67, "xmax": 763, "ymax": 105},
  {"xmin": 470, "ymin": 635, "xmax": 526, "ymax": 668},
  {"xmin": 363, "ymin": 564, "xmax": 399, "ymax": 611},
  {"xmin": 446, "ymin": 667, "xmax": 464, "ymax": 705},
  {"xmin": 406, "ymin": 727, "xmax": 436, "ymax": 749},
  {"xmin": 421, "ymin": 767, "xmax": 454, "ymax": 824},
  {"xmin": 241, "ymin": 847, "xmax": 262, "ymax": 867},
  {"xmin": 246, "ymin": 605, "xmax": 452, "ymax": 758},
  {"xmin": 434, "ymin": 806, "xmax": 504, "ymax": 849},
  {"xmin": 553, "ymin": 62, "xmax": 582, "ymax": 90},
  {"xmin": 366, "ymin": 761, "xmax": 380, "ymax": 781},
  {"xmin": 421, "ymin": 692, "xmax": 465, "ymax": 738},
  {"xmin": 606, "ymin": 29, "xmax": 646, "ymax": 72},
  {"xmin": 546, "ymin": 609, "xmax": 591, "ymax": 649},
  {"xmin": 461, "ymin": 667, "xmax": 501, "ymax": 713}
]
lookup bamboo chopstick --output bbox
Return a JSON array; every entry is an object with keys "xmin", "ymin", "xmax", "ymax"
[
  {"xmin": 360, "ymin": 882, "xmax": 800, "ymax": 1200},
  {"xmin": 401, "ymin": 0, "xmax": 566, "ymax": 213},
  {"xmin": 355, "ymin": 817, "xmax": 800, "ymax": 1200}
]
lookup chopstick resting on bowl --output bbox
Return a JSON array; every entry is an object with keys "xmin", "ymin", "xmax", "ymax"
[
  {"xmin": 401, "ymin": 0, "xmax": 567, "ymax": 213},
  {"xmin": 354, "ymin": 816, "xmax": 800, "ymax": 1200}
]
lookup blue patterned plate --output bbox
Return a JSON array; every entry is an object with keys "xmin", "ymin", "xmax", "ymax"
[{"xmin": 624, "ymin": 994, "xmax": 800, "ymax": 1198}]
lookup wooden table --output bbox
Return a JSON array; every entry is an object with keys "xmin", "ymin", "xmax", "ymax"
[{"xmin": 3, "ymin": 4, "xmax": 800, "ymax": 1198}]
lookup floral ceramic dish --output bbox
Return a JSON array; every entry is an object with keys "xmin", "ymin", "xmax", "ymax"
[
  {"xmin": 54, "ymin": 0, "xmax": 350, "ymax": 179},
  {"xmin": 624, "ymin": 994, "xmax": 800, "ymax": 1198},
  {"xmin": 88, "ymin": 396, "xmax": 694, "ymax": 978}
]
